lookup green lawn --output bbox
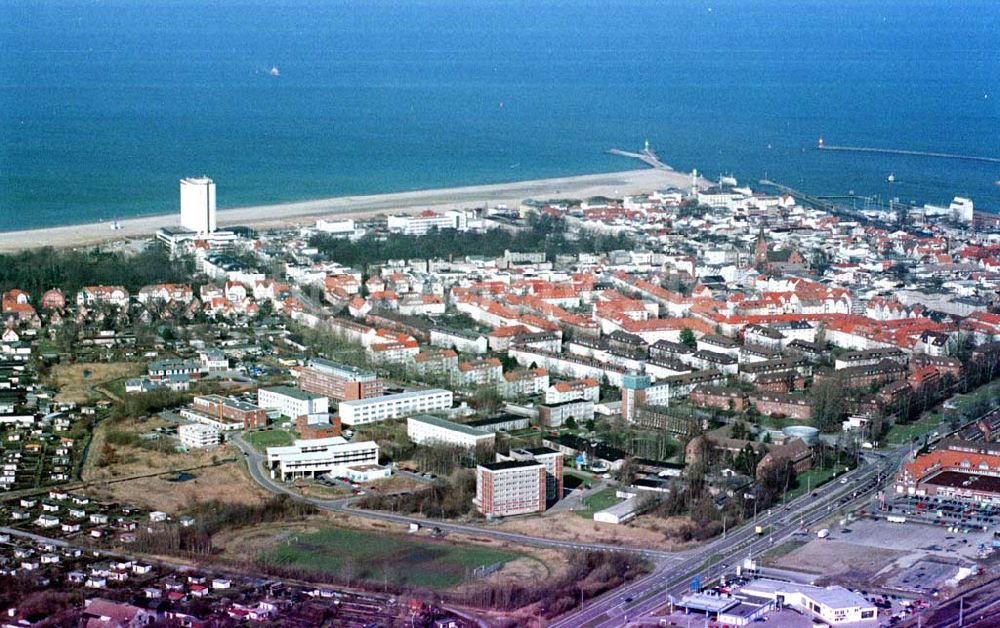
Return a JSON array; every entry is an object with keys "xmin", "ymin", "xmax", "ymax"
[
  {"xmin": 784, "ymin": 467, "xmax": 839, "ymax": 501},
  {"xmin": 246, "ymin": 429, "xmax": 295, "ymax": 450},
  {"xmin": 262, "ymin": 526, "xmax": 520, "ymax": 589},
  {"xmin": 576, "ymin": 487, "xmax": 621, "ymax": 518},
  {"xmin": 882, "ymin": 414, "xmax": 943, "ymax": 447},
  {"xmin": 564, "ymin": 468, "xmax": 599, "ymax": 489}
]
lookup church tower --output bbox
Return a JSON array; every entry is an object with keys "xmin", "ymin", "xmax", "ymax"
[{"xmin": 753, "ymin": 226, "xmax": 769, "ymax": 270}]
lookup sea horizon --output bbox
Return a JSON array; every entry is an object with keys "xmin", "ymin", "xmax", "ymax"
[{"xmin": 2, "ymin": 0, "xmax": 998, "ymax": 233}]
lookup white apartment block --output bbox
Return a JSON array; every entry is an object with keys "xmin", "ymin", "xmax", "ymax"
[
  {"xmin": 266, "ymin": 437, "xmax": 379, "ymax": 481},
  {"xmin": 257, "ymin": 386, "xmax": 329, "ymax": 418},
  {"xmin": 475, "ymin": 460, "xmax": 546, "ymax": 517},
  {"xmin": 545, "ymin": 378, "xmax": 600, "ymax": 405},
  {"xmin": 178, "ymin": 423, "xmax": 220, "ymax": 449},
  {"xmin": 180, "ymin": 177, "xmax": 217, "ymax": 233},
  {"xmin": 407, "ymin": 415, "xmax": 495, "ymax": 449},
  {"xmin": 338, "ymin": 389, "xmax": 453, "ymax": 426}
]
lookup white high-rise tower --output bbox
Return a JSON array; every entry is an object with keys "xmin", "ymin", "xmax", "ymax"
[{"xmin": 179, "ymin": 177, "xmax": 217, "ymax": 233}]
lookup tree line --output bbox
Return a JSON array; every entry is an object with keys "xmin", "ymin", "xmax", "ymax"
[
  {"xmin": 132, "ymin": 495, "xmax": 316, "ymax": 557},
  {"xmin": 309, "ymin": 214, "xmax": 633, "ymax": 267},
  {"xmin": 0, "ymin": 245, "xmax": 193, "ymax": 300}
]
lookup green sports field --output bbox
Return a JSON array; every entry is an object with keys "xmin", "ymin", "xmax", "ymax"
[{"xmin": 263, "ymin": 526, "xmax": 521, "ymax": 589}]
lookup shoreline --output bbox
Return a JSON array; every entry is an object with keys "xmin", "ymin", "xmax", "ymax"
[{"xmin": 0, "ymin": 168, "xmax": 706, "ymax": 253}]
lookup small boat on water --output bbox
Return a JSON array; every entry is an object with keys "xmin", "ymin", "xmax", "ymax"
[{"xmin": 269, "ymin": 66, "xmax": 280, "ymax": 77}]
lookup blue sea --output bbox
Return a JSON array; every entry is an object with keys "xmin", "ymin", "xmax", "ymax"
[{"xmin": 2, "ymin": 0, "xmax": 998, "ymax": 232}]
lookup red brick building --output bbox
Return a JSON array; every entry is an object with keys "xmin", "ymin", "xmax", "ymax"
[
  {"xmin": 296, "ymin": 358, "xmax": 383, "ymax": 401},
  {"xmin": 295, "ymin": 414, "xmax": 343, "ymax": 440},
  {"xmin": 192, "ymin": 395, "xmax": 268, "ymax": 429},
  {"xmin": 474, "ymin": 460, "xmax": 546, "ymax": 517},
  {"xmin": 755, "ymin": 370, "xmax": 805, "ymax": 394},
  {"xmin": 750, "ymin": 393, "xmax": 812, "ymax": 420},
  {"xmin": 689, "ymin": 386, "xmax": 747, "ymax": 412}
]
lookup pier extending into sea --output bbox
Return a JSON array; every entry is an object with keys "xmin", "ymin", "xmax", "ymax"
[
  {"xmin": 817, "ymin": 141, "xmax": 1000, "ymax": 165},
  {"xmin": 608, "ymin": 142, "xmax": 674, "ymax": 170}
]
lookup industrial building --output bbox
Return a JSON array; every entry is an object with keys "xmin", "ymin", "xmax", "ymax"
[
  {"xmin": 739, "ymin": 579, "xmax": 877, "ymax": 625},
  {"xmin": 406, "ymin": 415, "xmax": 495, "ymax": 449},
  {"xmin": 338, "ymin": 389, "xmax": 453, "ymax": 426}
]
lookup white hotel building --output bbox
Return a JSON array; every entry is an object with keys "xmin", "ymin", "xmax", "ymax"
[
  {"xmin": 338, "ymin": 389, "xmax": 453, "ymax": 426},
  {"xmin": 386, "ymin": 210, "xmax": 468, "ymax": 235},
  {"xmin": 179, "ymin": 177, "xmax": 217, "ymax": 234},
  {"xmin": 266, "ymin": 437, "xmax": 380, "ymax": 481}
]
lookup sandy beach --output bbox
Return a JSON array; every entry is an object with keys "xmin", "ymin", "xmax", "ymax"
[{"xmin": 0, "ymin": 168, "xmax": 704, "ymax": 253}]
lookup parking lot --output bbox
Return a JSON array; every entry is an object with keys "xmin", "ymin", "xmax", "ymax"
[
  {"xmin": 826, "ymin": 516, "xmax": 992, "ymax": 561},
  {"xmin": 886, "ymin": 494, "xmax": 1000, "ymax": 532}
]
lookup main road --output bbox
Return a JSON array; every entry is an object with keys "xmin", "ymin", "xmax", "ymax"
[{"xmin": 549, "ymin": 453, "xmax": 901, "ymax": 628}]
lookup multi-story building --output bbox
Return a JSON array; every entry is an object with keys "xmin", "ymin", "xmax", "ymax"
[
  {"xmin": 137, "ymin": 283, "xmax": 194, "ymax": 305},
  {"xmin": 148, "ymin": 359, "xmax": 205, "ymax": 381},
  {"xmin": 76, "ymin": 286, "xmax": 129, "ymax": 308},
  {"xmin": 834, "ymin": 347, "xmax": 907, "ymax": 370},
  {"xmin": 538, "ymin": 399, "xmax": 595, "ymax": 428},
  {"xmin": 896, "ymin": 439, "xmax": 1000, "ymax": 502},
  {"xmin": 465, "ymin": 414, "xmax": 532, "ymax": 433},
  {"xmin": 386, "ymin": 210, "xmax": 468, "ymax": 235},
  {"xmin": 474, "ymin": 460, "xmax": 546, "ymax": 517},
  {"xmin": 190, "ymin": 394, "xmax": 268, "ymax": 429},
  {"xmin": 455, "ymin": 358, "xmax": 504, "ymax": 387},
  {"xmin": 429, "ymin": 328, "xmax": 489, "ymax": 354},
  {"xmin": 266, "ymin": 437, "xmax": 380, "ymax": 481},
  {"xmin": 411, "ymin": 348, "xmax": 459, "ymax": 378},
  {"xmin": 295, "ymin": 358, "xmax": 383, "ymax": 401},
  {"xmin": 544, "ymin": 378, "xmax": 600, "ymax": 404},
  {"xmin": 500, "ymin": 368, "xmax": 550, "ymax": 399},
  {"xmin": 621, "ymin": 370, "xmax": 727, "ymax": 422},
  {"xmin": 498, "ymin": 447, "xmax": 564, "ymax": 504},
  {"xmin": 295, "ymin": 413, "xmax": 342, "ymax": 440},
  {"xmin": 257, "ymin": 386, "xmax": 329, "ymax": 419},
  {"xmin": 178, "ymin": 424, "xmax": 220, "ymax": 449},
  {"xmin": 179, "ymin": 176, "xmax": 217, "ymax": 234},
  {"xmin": 750, "ymin": 392, "xmax": 813, "ymax": 420},
  {"xmin": 338, "ymin": 389, "xmax": 453, "ymax": 426},
  {"xmin": 406, "ymin": 415, "xmax": 495, "ymax": 449}
]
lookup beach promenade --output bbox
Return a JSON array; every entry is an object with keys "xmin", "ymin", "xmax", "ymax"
[{"xmin": 0, "ymin": 168, "xmax": 704, "ymax": 252}]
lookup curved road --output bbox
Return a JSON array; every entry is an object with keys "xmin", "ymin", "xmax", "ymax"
[
  {"xmin": 232, "ymin": 433, "xmax": 685, "ymax": 562},
  {"xmin": 232, "ymin": 431, "xmax": 908, "ymax": 627}
]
